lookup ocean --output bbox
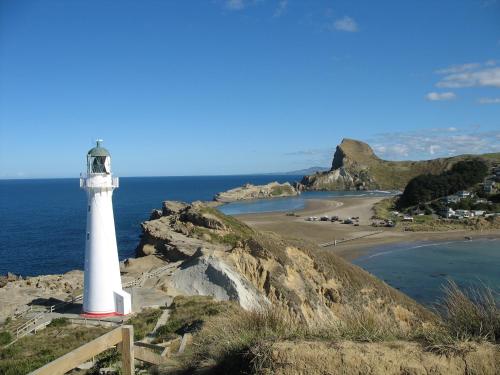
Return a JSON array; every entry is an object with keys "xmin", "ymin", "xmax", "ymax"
[
  {"xmin": 1, "ymin": 176, "xmax": 498, "ymax": 307},
  {"xmin": 0, "ymin": 175, "xmax": 301, "ymax": 276}
]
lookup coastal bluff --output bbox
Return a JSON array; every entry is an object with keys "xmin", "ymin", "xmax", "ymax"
[
  {"xmin": 214, "ymin": 181, "xmax": 299, "ymax": 203},
  {"xmin": 301, "ymin": 138, "xmax": 500, "ymax": 191}
]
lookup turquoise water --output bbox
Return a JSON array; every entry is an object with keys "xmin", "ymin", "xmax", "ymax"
[
  {"xmin": 218, "ymin": 190, "xmax": 396, "ymax": 215},
  {"xmin": 353, "ymin": 238, "xmax": 500, "ymax": 306}
]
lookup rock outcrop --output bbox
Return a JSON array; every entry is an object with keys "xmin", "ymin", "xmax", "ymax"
[
  {"xmin": 301, "ymin": 138, "xmax": 500, "ymax": 191},
  {"xmin": 214, "ymin": 181, "xmax": 299, "ymax": 203}
]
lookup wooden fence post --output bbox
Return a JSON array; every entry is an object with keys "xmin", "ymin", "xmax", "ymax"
[{"xmin": 121, "ymin": 325, "xmax": 134, "ymax": 375}]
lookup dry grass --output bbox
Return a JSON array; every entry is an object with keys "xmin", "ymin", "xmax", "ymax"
[
  {"xmin": 437, "ymin": 281, "xmax": 499, "ymax": 343},
  {"xmin": 162, "ymin": 281, "xmax": 499, "ymax": 374}
]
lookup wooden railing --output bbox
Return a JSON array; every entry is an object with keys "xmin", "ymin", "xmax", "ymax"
[{"xmin": 29, "ymin": 325, "xmax": 134, "ymax": 375}]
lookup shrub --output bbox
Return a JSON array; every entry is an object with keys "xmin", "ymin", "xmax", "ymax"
[{"xmin": 47, "ymin": 317, "xmax": 69, "ymax": 328}]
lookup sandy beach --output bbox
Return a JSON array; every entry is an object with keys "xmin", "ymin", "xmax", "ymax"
[{"xmin": 235, "ymin": 196, "xmax": 500, "ymax": 260}]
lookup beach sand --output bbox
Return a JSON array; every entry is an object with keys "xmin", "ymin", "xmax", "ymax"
[{"xmin": 235, "ymin": 196, "xmax": 500, "ymax": 260}]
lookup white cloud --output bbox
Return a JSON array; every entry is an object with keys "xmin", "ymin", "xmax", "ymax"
[
  {"xmin": 273, "ymin": 0, "xmax": 288, "ymax": 17},
  {"xmin": 225, "ymin": 0, "xmax": 245, "ymax": 10},
  {"xmin": 332, "ymin": 16, "xmax": 358, "ymax": 32},
  {"xmin": 369, "ymin": 127, "xmax": 500, "ymax": 160},
  {"xmin": 477, "ymin": 97, "xmax": 500, "ymax": 104},
  {"xmin": 436, "ymin": 67, "xmax": 500, "ymax": 88},
  {"xmin": 426, "ymin": 92, "xmax": 456, "ymax": 101},
  {"xmin": 435, "ymin": 63, "xmax": 481, "ymax": 75},
  {"xmin": 373, "ymin": 144, "xmax": 409, "ymax": 157}
]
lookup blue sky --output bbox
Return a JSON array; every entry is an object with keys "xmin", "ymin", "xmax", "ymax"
[{"xmin": 0, "ymin": 0, "xmax": 499, "ymax": 178}]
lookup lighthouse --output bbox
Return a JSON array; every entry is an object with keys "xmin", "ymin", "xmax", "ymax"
[{"xmin": 80, "ymin": 140, "xmax": 131, "ymax": 317}]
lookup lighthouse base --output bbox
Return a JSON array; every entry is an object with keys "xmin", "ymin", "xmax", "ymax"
[{"xmin": 80, "ymin": 311, "xmax": 125, "ymax": 319}]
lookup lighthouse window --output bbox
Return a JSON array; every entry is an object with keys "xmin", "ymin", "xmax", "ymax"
[
  {"xmin": 86, "ymin": 232, "xmax": 90, "ymax": 240},
  {"xmin": 91, "ymin": 156, "xmax": 107, "ymax": 173},
  {"xmin": 88, "ymin": 205, "xmax": 90, "ymax": 212}
]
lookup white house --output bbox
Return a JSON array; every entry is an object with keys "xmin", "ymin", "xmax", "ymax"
[
  {"xmin": 472, "ymin": 210, "xmax": 485, "ymax": 217},
  {"xmin": 456, "ymin": 191, "xmax": 471, "ymax": 199},
  {"xmin": 439, "ymin": 207, "xmax": 455, "ymax": 218},
  {"xmin": 443, "ymin": 195, "xmax": 460, "ymax": 204},
  {"xmin": 455, "ymin": 209, "xmax": 472, "ymax": 218}
]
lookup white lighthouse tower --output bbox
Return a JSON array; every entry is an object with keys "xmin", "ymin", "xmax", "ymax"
[{"xmin": 80, "ymin": 140, "xmax": 131, "ymax": 317}]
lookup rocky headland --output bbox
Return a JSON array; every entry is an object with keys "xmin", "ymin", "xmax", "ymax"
[
  {"xmin": 214, "ymin": 181, "xmax": 299, "ymax": 203},
  {"xmin": 301, "ymin": 138, "xmax": 500, "ymax": 191}
]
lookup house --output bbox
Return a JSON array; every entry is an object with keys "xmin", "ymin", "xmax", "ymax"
[
  {"xmin": 456, "ymin": 191, "xmax": 471, "ymax": 199},
  {"xmin": 484, "ymin": 181, "xmax": 496, "ymax": 193},
  {"xmin": 475, "ymin": 198, "xmax": 488, "ymax": 204},
  {"xmin": 455, "ymin": 209, "xmax": 472, "ymax": 218},
  {"xmin": 443, "ymin": 195, "xmax": 460, "ymax": 204},
  {"xmin": 402, "ymin": 215, "xmax": 414, "ymax": 222},
  {"xmin": 439, "ymin": 207, "xmax": 455, "ymax": 218},
  {"xmin": 472, "ymin": 210, "xmax": 485, "ymax": 217}
]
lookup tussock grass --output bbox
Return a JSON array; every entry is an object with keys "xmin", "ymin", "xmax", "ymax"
[
  {"xmin": 166, "ymin": 282, "xmax": 499, "ymax": 374},
  {"xmin": 175, "ymin": 305, "xmax": 416, "ymax": 374},
  {"xmin": 437, "ymin": 281, "xmax": 499, "ymax": 343}
]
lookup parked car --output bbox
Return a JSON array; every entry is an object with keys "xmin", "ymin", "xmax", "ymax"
[
  {"xmin": 330, "ymin": 216, "xmax": 339, "ymax": 222},
  {"xmin": 320, "ymin": 216, "xmax": 329, "ymax": 221}
]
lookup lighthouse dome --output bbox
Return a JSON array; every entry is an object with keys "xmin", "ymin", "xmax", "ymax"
[
  {"xmin": 87, "ymin": 140, "xmax": 111, "ymax": 174},
  {"xmin": 87, "ymin": 140, "xmax": 110, "ymax": 157}
]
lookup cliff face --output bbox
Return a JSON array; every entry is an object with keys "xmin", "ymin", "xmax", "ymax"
[
  {"xmin": 301, "ymin": 138, "xmax": 500, "ymax": 191},
  {"xmin": 136, "ymin": 201, "xmax": 430, "ymax": 326}
]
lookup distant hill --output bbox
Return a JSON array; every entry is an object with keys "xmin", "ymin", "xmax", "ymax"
[
  {"xmin": 301, "ymin": 138, "xmax": 500, "ymax": 191},
  {"xmin": 268, "ymin": 166, "xmax": 330, "ymax": 176}
]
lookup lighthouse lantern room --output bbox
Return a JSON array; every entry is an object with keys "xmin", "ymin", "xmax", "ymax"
[{"xmin": 80, "ymin": 140, "xmax": 131, "ymax": 317}]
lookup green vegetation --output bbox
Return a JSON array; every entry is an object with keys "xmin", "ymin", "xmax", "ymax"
[
  {"xmin": 193, "ymin": 206, "xmax": 255, "ymax": 246},
  {"xmin": 270, "ymin": 184, "xmax": 294, "ymax": 196},
  {"xmin": 47, "ymin": 317, "xmax": 69, "ymax": 328},
  {"xmin": 0, "ymin": 331, "xmax": 12, "ymax": 346},
  {"xmin": 155, "ymin": 296, "xmax": 237, "ymax": 343},
  {"xmin": 398, "ymin": 159, "xmax": 488, "ymax": 208},
  {"xmin": 372, "ymin": 197, "xmax": 397, "ymax": 220},
  {"xmin": 128, "ymin": 308, "xmax": 163, "ymax": 341},
  {"xmin": 0, "ymin": 324, "xmax": 109, "ymax": 375}
]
